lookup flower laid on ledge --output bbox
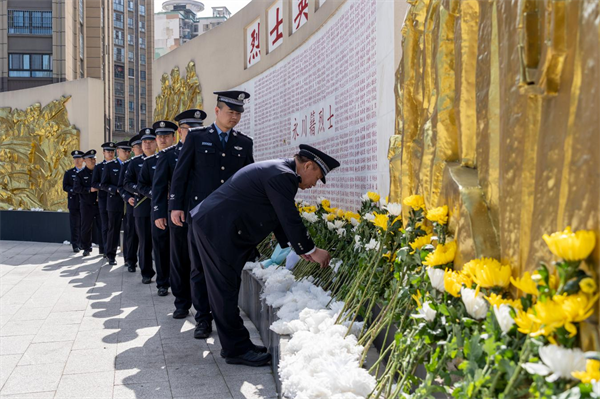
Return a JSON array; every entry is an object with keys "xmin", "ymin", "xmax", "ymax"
[
  {"xmin": 523, "ymin": 345, "xmax": 586, "ymax": 382},
  {"xmin": 422, "ymin": 241, "xmax": 456, "ymax": 267},
  {"xmin": 426, "ymin": 205, "xmax": 448, "ymax": 225},
  {"xmin": 403, "ymin": 194, "xmax": 425, "ymax": 211},
  {"xmin": 542, "ymin": 226, "xmax": 595, "ymax": 262},
  {"xmin": 469, "ymin": 257, "xmax": 512, "ymax": 289}
]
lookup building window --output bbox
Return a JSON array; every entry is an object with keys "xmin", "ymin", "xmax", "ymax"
[
  {"xmin": 139, "ymin": 21, "xmax": 145, "ymax": 32},
  {"xmin": 141, "ymin": 119, "xmax": 146, "ymax": 128},
  {"xmin": 128, "ymin": 68, "xmax": 134, "ymax": 77},
  {"xmin": 127, "ymin": 33, "xmax": 134, "ymax": 45},
  {"xmin": 114, "ymin": 47, "xmax": 124, "ymax": 63},
  {"xmin": 129, "ymin": 101, "xmax": 134, "ymax": 112},
  {"xmin": 8, "ymin": 10, "xmax": 52, "ymax": 35},
  {"xmin": 79, "ymin": 0, "xmax": 84, "ymax": 23},
  {"xmin": 8, "ymin": 54, "xmax": 52, "ymax": 77},
  {"xmin": 129, "ymin": 118, "xmax": 134, "ymax": 130},
  {"xmin": 114, "ymin": 65, "xmax": 124, "ymax": 79},
  {"xmin": 115, "ymin": 82, "xmax": 124, "ymax": 96},
  {"xmin": 140, "ymin": 86, "xmax": 146, "ymax": 96},
  {"xmin": 115, "ymin": 99, "xmax": 124, "ymax": 114},
  {"xmin": 128, "ymin": 1, "xmax": 134, "ymax": 11},
  {"xmin": 140, "ymin": 54, "xmax": 146, "ymax": 65},
  {"xmin": 114, "ymin": 29, "xmax": 123, "ymax": 46},
  {"xmin": 140, "ymin": 70, "xmax": 146, "ymax": 81},
  {"xmin": 114, "ymin": 0, "xmax": 124, "ymax": 12},
  {"xmin": 129, "ymin": 84, "xmax": 134, "ymax": 94},
  {"xmin": 139, "ymin": 5, "xmax": 145, "ymax": 16},
  {"xmin": 114, "ymin": 13, "xmax": 124, "ymax": 29},
  {"xmin": 115, "ymin": 115, "xmax": 124, "ymax": 130},
  {"xmin": 79, "ymin": 33, "xmax": 84, "ymax": 59},
  {"xmin": 127, "ymin": 50, "xmax": 133, "ymax": 62},
  {"xmin": 139, "ymin": 37, "xmax": 145, "ymax": 48},
  {"xmin": 140, "ymin": 103, "xmax": 146, "ymax": 114},
  {"xmin": 128, "ymin": 17, "xmax": 133, "ymax": 28}
]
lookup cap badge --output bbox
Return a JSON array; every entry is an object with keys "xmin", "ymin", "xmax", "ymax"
[
  {"xmin": 160, "ymin": 122, "xmax": 165, "ymax": 128},
  {"xmin": 145, "ymin": 129, "xmax": 150, "ymax": 133},
  {"xmin": 194, "ymin": 111, "xmax": 201, "ymax": 118},
  {"xmin": 238, "ymin": 94, "xmax": 245, "ymax": 100}
]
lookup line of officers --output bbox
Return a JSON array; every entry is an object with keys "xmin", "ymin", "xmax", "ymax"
[{"xmin": 62, "ymin": 90, "xmax": 254, "ymax": 339}]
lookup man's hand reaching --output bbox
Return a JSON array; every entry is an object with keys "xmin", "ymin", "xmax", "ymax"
[{"xmin": 301, "ymin": 248, "xmax": 331, "ymax": 268}]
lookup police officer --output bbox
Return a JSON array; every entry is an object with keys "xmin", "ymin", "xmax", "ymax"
[
  {"xmin": 118, "ymin": 134, "xmax": 143, "ymax": 272},
  {"xmin": 101, "ymin": 141, "xmax": 131, "ymax": 265},
  {"xmin": 63, "ymin": 150, "xmax": 84, "ymax": 252},
  {"xmin": 190, "ymin": 145, "xmax": 339, "ymax": 366},
  {"xmin": 137, "ymin": 121, "xmax": 177, "ymax": 296},
  {"xmin": 73, "ymin": 149, "xmax": 101, "ymax": 257},
  {"xmin": 124, "ymin": 129, "xmax": 157, "ymax": 284},
  {"xmin": 153, "ymin": 109, "xmax": 206, "ymax": 318},
  {"xmin": 92, "ymin": 142, "xmax": 116, "ymax": 256},
  {"xmin": 170, "ymin": 91, "xmax": 254, "ymax": 339}
]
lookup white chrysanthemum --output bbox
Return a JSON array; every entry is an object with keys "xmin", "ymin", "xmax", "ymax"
[
  {"xmin": 460, "ymin": 287, "xmax": 489, "ymax": 320},
  {"xmin": 333, "ymin": 220, "xmax": 345, "ymax": 229},
  {"xmin": 327, "ymin": 222, "xmax": 336, "ymax": 231},
  {"xmin": 350, "ymin": 217, "xmax": 360, "ymax": 227},
  {"xmin": 364, "ymin": 213, "xmax": 375, "ymax": 221},
  {"xmin": 493, "ymin": 304, "xmax": 515, "ymax": 334},
  {"xmin": 364, "ymin": 239, "xmax": 380, "ymax": 252},
  {"xmin": 385, "ymin": 202, "xmax": 402, "ymax": 216},
  {"xmin": 427, "ymin": 268, "xmax": 445, "ymax": 292},
  {"xmin": 413, "ymin": 301, "xmax": 436, "ymax": 322},
  {"xmin": 523, "ymin": 345, "xmax": 586, "ymax": 382},
  {"xmin": 361, "ymin": 193, "xmax": 370, "ymax": 202},
  {"xmin": 302, "ymin": 212, "xmax": 319, "ymax": 223},
  {"xmin": 331, "ymin": 259, "xmax": 343, "ymax": 274},
  {"xmin": 336, "ymin": 228, "xmax": 346, "ymax": 238}
]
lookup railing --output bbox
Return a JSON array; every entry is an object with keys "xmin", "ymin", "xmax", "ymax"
[
  {"xmin": 8, "ymin": 10, "xmax": 52, "ymax": 35},
  {"xmin": 114, "ymin": 38, "xmax": 124, "ymax": 46}
]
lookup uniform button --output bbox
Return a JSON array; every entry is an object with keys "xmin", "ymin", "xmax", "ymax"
[
  {"xmin": 238, "ymin": 230, "xmax": 242, "ymax": 235},
  {"xmin": 194, "ymin": 196, "xmax": 198, "ymax": 200},
  {"xmin": 221, "ymin": 166, "xmax": 225, "ymax": 170},
  {"xmin": 222, "ymin": 153, "xmax": 225, "ymax": 157},
  {"xmin": 220, "ymin": 179, "xmax": 224, "ymax": 183}
]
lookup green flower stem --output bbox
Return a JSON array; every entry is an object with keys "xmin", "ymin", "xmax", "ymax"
[{"xmin": 502, "ymin": 337, "xmax": 532, "ymax": 398}]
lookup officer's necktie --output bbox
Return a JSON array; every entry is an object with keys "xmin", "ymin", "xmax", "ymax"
[{"xmin": 220, "ymin": 132, "xmax": 227, "ymax": 150}]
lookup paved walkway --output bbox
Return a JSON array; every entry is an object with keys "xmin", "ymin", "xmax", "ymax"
[{"xmin": 0, "ymin": 241, "xmax": 277, "ymax": 399}]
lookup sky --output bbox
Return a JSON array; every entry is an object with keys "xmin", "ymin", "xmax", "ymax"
[{"xmin": 153, "ymin": 0, "xmax": 252, "ymax": 18}]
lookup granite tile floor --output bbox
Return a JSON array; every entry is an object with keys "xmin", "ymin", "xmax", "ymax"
[{"xmin": 0, "ymin": 240, "xmax": 277, "ymax": 399}]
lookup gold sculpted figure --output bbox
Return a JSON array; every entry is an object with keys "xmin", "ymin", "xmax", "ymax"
[{"xmin": 153, "ymin": 61, "xmax": 203, "ymax": 122}]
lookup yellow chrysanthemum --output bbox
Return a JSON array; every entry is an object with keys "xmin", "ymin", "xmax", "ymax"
[
  {"xmin": 403, "ymin": 195, "xmax": 426, "ymax": 211},
  {"xmin": 444, "ymin": 268, "xmax": 471, "ymax": 298},
  {"xmin": 321, "ymin": 198, "xmax": 331, "ymax": 209},
  {"xmin": 409, "ymin": 234, "xmax": 433, "ymax": 254},
  {"xmin": 513, "ymin": 309, "xmax": 540, "ymax": 335},
  {"xmin": 486, "ymin": 293, "xmax": 523, "ymax": 310},
  {"xmin": 572, "ymin": 359, "xmax": 600, "ymax": 383},
  {"xmin": 423, "ymin": 241, "xmax": 457, "ymax": 267},
  {"xmin": 391, "ymin": 215, "xmax": 402, "ymax": 227},
  {"xmin": 325, "ymin": 213, "xmax": 336, "ymax": 222},
  {"xmin": 411, "ymin": 289, "xmax": 422, "ymax": 307},
  {"xmin": 302, "ymin": 205, "xmax": 317, "ymax": 213},
  {"xmin": 510, "ymin": 272, "xmax": 539, "ymax": 296},
  {"xmin": 470, "ymin": 258, "xmax": 512, "ymax": 289},
  {"xmin": 371, "ymin": 212, "xmax": 388, "ymax": 231},
  {"xmin": 528, "ymin": 299, "xmax": 569, "ymax": 337},
  {"xmin": 367, "ymin": 191, "xmax": 381, "ymax": 203},
  {"xmin": 416, "ymin": 222, "xmax": 433, "ymax": 235},
  {"xmin": 344, "ymin": 211, "xmax": 360, "ymax": 223},
  {"xmin": 336, "ymin": 208, "xmax": 345, "ymax": 218},
  {"xmin": 460, "ymin": 259, "xmax": 479, "ymax": 279},
  {"xmin": 542, "ymin": 226, "xmax": 596, "ymax": 261},
  {"xmin": 554, "ymin": 292, "xmax": 599, "ymax": 323},
  {"xmin": 426, "ymin": 205, "xmax": 449, "ymax": 225},
  {"xmin": 580, "ymin": 277, "xmax": 597, "ymax": 294}
]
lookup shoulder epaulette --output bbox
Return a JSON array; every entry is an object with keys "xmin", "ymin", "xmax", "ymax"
[
  {"xmin": 190, "ymin": 126, "xmax": 208, "ymax": 134},
  {"xmin": 144, "ymin": 154, "xmax": 157, "ymax": 160},
  {"xmin": 235, "ymin": 130, "xmax": 253, "ymax": 141},
  {"xmin": 123, "ymin": 158, "xmax": 132, "ymax": 164},
  {"xmin": 76, "ymin": 168, "xmax": 83, "ymax": 173},
  {"xmin": 107, "ymin": 159, "xmax": 117, "ymax": 164},
  {"xmin": 160, "ymin": 144, "xmax": 178, "ymax": 153},
  {"xmin": 132, "ymin": 154, "xmax": 143, "ymax": 159}
]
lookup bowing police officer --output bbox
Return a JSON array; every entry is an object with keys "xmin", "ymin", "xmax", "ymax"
[
  {"xmin": 101, "ymin": 141, "xmax": 131, "ymax": 265},
  {"xmin": 153, "ymin": 109, "xmax": 206, "ymax": 318},
  {"xmin": 92, "ymin": 142, "xmax": 116, "ymax": 256},
  {"xmin": 73, "ymin": 149, "xmax": 101, "ymax": 257},
  {"xmin": 123, "ymin": 129, "xmax": 157, "ymax": 284},
  {"xmin": 137, "ymin": 121, "xmax": 177, "ymax": 296},
  {"xmin": 118, "ymin": 134, "xmax": 143, "ymax": 272},
  {"xmin": 170, "ymin": 91, "xmax": 254, "ymax": 339},
  {"xmin": 63, "ymin": 150, "xmax": 84, "ymax": 253},
  {"xmin": 190, "ymin": 144, "xmax": 339, "ymax": 367}
]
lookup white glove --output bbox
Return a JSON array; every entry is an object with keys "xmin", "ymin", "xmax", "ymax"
[{"xmin": 285, "ymin": 250, "xmax": 300, "ymax": 270}]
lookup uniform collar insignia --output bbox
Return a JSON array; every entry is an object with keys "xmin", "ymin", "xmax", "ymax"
[{"xmin": 234, "ymin": 146, "xmax": 243, "ymax": 150}]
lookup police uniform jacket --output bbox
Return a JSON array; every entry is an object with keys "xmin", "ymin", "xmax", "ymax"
[
  {"xmin": 101, "ymin": 160, "xmax": 125, "ymax": 213},
  {"xmin": 62, "ymin": 167, "xmax": 80, "ymax": 210},
  {"xmin": 73, "ymin": 167, "xmax": 98, "ymax": 206},
  {"xmin": 117, "ymin": 158, "xmax": 134, "ymax": 204},
  {"xmin": 152, "ymin": 142, "xmax": 185, "ymax": 222},
  {"xmin": 137, "ymin": 154, "xmax": 158, "ymax": 217},
  {"xmin": 191, "ymin": 158, "xmax": 315, "ymax": 266},
  {"xmin": 169, "ymin": 124, "xmax": 254, "ymax": 215},
  {"xmin": 92, "ymin": 161, "xmax": 108, "ymax": 204},
  {"xmin": 123, "ymin": 155, "xmax": 151, "ymax": 217}
]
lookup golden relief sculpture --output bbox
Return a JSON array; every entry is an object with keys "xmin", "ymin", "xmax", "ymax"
[
  {"xmin": 0, "ymin": 96, "xmax": 80, "ymax": 211},
  {"xmin": 391, "ymin": 0, "xmax": 599, "ymax": 345},
  {"xmin": 153, "ymin": 61, "xmax": 203, "ymax": 123}
]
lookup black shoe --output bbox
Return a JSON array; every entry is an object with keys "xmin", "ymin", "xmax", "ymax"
[
  {"xmin": 157, "ymin": 287, "xmax": 168, "ymax": 296},
  {"xmin": 108, "ymin": 259, "xmax": 117, "ymax": 266},
  {"xmin": 142, "ymin": 276, "xmax": 152, "ymax": 284},
  {"xmin": 127, "ymin": 265, "xmax": 136, "ymax": 272},
  {"xmin": 225, "ymin": 350, "xmax": 271, "ymax": 367},
  {"xmin": 220, "ymin": 344, "xmax": 267, "ymax": 358},
  {"xmin": 82, "ymin": 250, "xmax": 90, "ymax": 257},
  {"xmin": 194, "ymin": 321, "xmax": 212, "ymax": 339},
  {"xmin": 73, "ymin": 247, "xmax": 81, "ymax": 253},
  {"xmin": 173, "ymin": 309, "xmax": 189, "ymax": 319}
]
